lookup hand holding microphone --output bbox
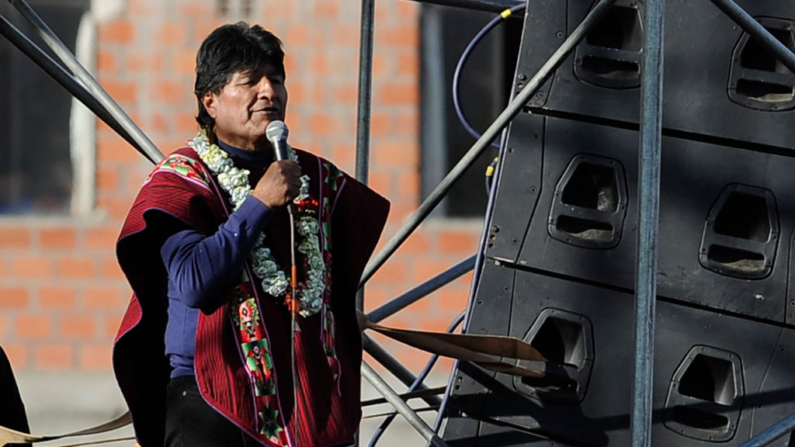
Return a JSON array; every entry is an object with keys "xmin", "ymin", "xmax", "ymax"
[{"xmin": 251, "ymin": 121, "xmax": 302, "ymax": 208}]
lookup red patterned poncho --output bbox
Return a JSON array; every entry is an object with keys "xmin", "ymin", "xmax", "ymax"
[{"xmin": 113, "ymin": 146, "xmax": 389, "ymax": 447}]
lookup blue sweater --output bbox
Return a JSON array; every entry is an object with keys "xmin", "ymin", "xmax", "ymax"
[{"xmin": 160, "ymin": 141, "xmax": 274, "ymax": 378}]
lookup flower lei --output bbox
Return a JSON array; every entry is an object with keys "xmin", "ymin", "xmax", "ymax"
[{"xmin": 189, "ymin": 130, "xmax": 327, "ymax": 317}]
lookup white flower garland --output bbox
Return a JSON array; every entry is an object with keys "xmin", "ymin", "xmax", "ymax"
[{"xmin": 189, "ymin": 131, "xmax": 326, "ymax": 317}]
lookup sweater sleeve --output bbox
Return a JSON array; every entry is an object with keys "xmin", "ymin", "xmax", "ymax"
[{"xmin": 160, "ymin": 196, "xmax": 273, "ymax": 309}]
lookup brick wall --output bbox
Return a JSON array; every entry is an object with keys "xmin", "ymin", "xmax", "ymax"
[{"xmin": 0, "ymin": 0, "xmax": 481, "ymax": 376}]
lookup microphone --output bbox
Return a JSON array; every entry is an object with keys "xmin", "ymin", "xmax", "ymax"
[{"xmin": 266, "ymin": 120, "xmax": 290, "ymax": 161}]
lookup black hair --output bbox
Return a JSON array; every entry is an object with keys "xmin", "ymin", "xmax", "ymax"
[{"xmin": 194, "ymin": 22, "xmax": 285, "ymax": 130}]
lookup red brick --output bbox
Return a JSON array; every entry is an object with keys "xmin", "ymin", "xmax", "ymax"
[
  {"xmin": 97, "ymin": 167, "xmax": 119, "ymax": 192},
  {"xmin": 331, "ymin": 23, "xmax": 358, "ymax": 47},
  {"xmin": 411, "ymin": 260, "xmax": 452, "ymax": 284},
  {"xmin": 154, "ymin": 21, "xmax": 187, "ymax": 46},
  {"xmin": 397, "ymin": 52, "xmax": 419, "ymax": 76},
  {"xmin": 85, "ymin": 228, "xmax": 119, "ymax": 249},
  {"xmin": 333, "ymin": 83, "xmax": 359, "ymax": 105},
  {"xmin": 105, "ymin": 314, "xmax": 123, "ymax": 338},
  {"xmin": 376, "ymin": 25, "xmax": 419, "ymax": 48},
  {"xmin": 15, "ymin": 315, "xmax": 53, "ymax": 339},
  {"xmin": 370, "ymin": 260, "xmax": 408, "ymax": 284},
  {"xmin": 39, "ymin": 287, "xmax": 77, "ymax": 309},
  {"xmin": 174, "ymin": 50, "xmax": 196, "ymax": 75},
  {"xmin": 395, "ymin": 112, "xmax": 419, "ymax": 134},
  {"xmin": 315, "ymin": 0, "xmax": 340, "ymax": 18},
  {"xmin": 34, "ymin": 344, "xmax": 73, "ymax": 371},
  {"xmin": 127, "ymin": 53, "xmax": 164, "ymax": 73},
  {"xmin": 97, "ymin": 50, "xmax": 116, "ymax": 73},
  {"xmin": 179, "ymin": 1, "xmax": 212, "ymax": 16},
  {"xmin": 97, "ymin": 197, "xmax": 134, "ymax": 221},
  {"xmin": 396, "ymin": 170, "xmax": 419, "ymax": 198},
  {"xmin": 79, "ymin": 344, "xmax": 113, "ymax": 371},
  {"xmin": 439, "ymin": 230, "xmax": 479, "ymax": 255},
  {"xmin": 370, "ymin": 114, "xmax": 391, "ymax": 136},
  {"xmin": 0, "ymin": 288, "xmax": 28, "ymax": 308},
  {"xmin": 151, "ymin": 80, "xmax": 187, "ymax": 103},
  {"xmin": 85, "ymin": 287, "xmax": 122, "ymax": 310},
  {"xmin": 0, "ymin": 228, "xmax": 31, "ymax": 249},
  {"xmin": 437, "ymin": 288, "xmax": 471, "ymax": 313},
  {"xmin": 3, "ymin": 344, "xmax": 28, "ymax": 370},
  {"xmin": 286, "ymin": 24, "xmax": 311, "ymax": 46},
  {"xmin": 388, "ymin": 201, "xmax": 418, "ymax": 223},
  {"xmin": 97, "ymin": 139, "xmax": 139, "ymax": 163},
  {"xmin": 367, "ymin": 171, "xmax": 391, "ymax": 197},
  {"xmin": 378, "ymin": 82, "xmax": 419, "ymax": 106},
  {"xmin": 61, "ymin": 315, "xmax": 96, "ymax": 338},
  {"xmin": 99, "ymin": 20, "xmax": 134, "ymax": 44},
  {"xmin": 374, "ymin": 140, "xmax": 419, "ymax": 167},
  {"xmin": 397, "ymin": 231, "xmax": 430, "ymax": 254},
  {"xmin": 0, "ymin": 258, "xmax": 5, "ymax": 277},
  {"xmin": 12, "ymin": 256, "xmax": 53, "ymax": 278},
  {"xmin": 308, "ymin": 113, "xmax": 337, "ymax": 135},
  {"xmin": 101, "ymin": 80, "xmax": 137, "ymax": 104},
  {"xmin": 396, "ymin": 1, "xmax": 419, "ymax": 19},
  {"xmin": 40, "ymin": 228, "xmax": 77, "ymax": 249},
  {"xmin": 56, "ymin": 257, "xmax": 95, "ymax": 279},
  {"xmin": 372, "ymin": 54, "xmax": 390, "ymax": 76},
  {"xmin": 176, "ymin": 113, "xmax": 198, "ymax": 134},
  {"xmin": 102, "ymin": 258, "xmax": 126, "ymax": 280}
]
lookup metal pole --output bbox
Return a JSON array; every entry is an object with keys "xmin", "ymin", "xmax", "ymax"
[
  {"xmin": 359, "ymin": 0, "xmax": 618, "ymax": 287},
  {"xmin": 708, "ymin": 0, "xmax": 795, "ymax": 75},
  {"xmin": 367, "ymin": 255, "xmax": 475, "ymax": 323},
  {"xmin": 363, "ymin": 334, "xmax": 442, "ymax": 407},
  {"xmin": 631, "ymin": 0, "xmax": 665, "ymax": 445},
  {"xmin": 0, "ymin": 15, "xmax": 148, "ymax": 162},
  {"xmin": 738, "ymin": 412, "xmax": 795, "ymax": 447},
  {"xmin": 354, "ymin": 1, "xmax": 375, "ymax": 443},
  {"xmin": 8, "ymin": 0, "xmax": 164, "ymax": 164},
  {"xmin": 362, "ymin": 362, "xmax": 450, "ymax": 447},
  {"xmin": 407, "ymin": 0, "xmax": 522, "ymax": 13}
]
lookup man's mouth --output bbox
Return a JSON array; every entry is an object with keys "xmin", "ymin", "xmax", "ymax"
[{"xmin": 253, "ymin": 106, "xmax": 279, "ymax": 115}]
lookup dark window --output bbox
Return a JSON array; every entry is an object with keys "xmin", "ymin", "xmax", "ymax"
[
  {"xmin": 419, "ymin": 5, "xmax": 522, "ymax": 218},
  {"xmin": 0, "ymin": 0, "xmax": 89, "ymax": 215}
]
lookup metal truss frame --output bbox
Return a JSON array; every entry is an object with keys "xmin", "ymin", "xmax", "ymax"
[{"xmin": 3, "ymin": 0, "xmax": 795, "ymax": 445}]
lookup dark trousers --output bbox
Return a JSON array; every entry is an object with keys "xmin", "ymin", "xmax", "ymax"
[
  {"xmin": 0, "ymin": 346, "xmax": 30, "ymax": 447},
  {"xmin": 165, "ymin": 375, "xmax": 248, "ymax": 447},
  {"xmin": 164, "ymin": 375, "xmax": 356, "ymax": 447}
]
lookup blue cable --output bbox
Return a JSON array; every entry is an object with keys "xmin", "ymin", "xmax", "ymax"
[{"xmin": 452, "ymin": 5, "xmax": 526, "ymax": 148}]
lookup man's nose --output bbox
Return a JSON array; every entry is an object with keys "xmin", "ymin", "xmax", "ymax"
[{"xmin": 256, "ymin": 77, "xmax": 275, "ymax": 98}]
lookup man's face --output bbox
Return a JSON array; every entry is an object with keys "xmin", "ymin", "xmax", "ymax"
[{"xmin": 202, "ymin": 66, "xmax": 288, "ymax": 151}]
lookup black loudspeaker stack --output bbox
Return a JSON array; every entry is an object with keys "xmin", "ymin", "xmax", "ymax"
[{"xmin": 441, "ymin": 0, "xmax": 795, "ymax": 445}]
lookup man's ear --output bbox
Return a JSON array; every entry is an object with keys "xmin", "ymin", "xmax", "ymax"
[{"xmin": 201, "ymin": 91, "xmax": 217, "ymax": 119}]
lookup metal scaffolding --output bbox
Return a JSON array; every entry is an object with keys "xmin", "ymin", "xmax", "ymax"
[{"xmin": 3, "ymin": 0, "xmax": 795, "ymax": 445}]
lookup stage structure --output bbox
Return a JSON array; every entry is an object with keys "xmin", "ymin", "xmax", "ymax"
[{"xmin": 2, "ymin": 0, "xmax": 795, "ymax": 446}]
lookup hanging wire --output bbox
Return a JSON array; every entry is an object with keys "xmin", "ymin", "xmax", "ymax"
[{"xmin": 452, "ymin": 4, "xmax": 526, "ymax": 148}]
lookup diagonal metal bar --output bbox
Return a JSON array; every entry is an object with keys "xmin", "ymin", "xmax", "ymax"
[
  {"xmin": 359, "ymin": 0, "xmax": 618, "ymax": 288},
  {"xmin": 738, "ymin": 412, "xmax": 795, "ymax": 447},
  {"xmin": 362, "ymin": 362, "xmax": 449, "ymax": 447},
  {"xmin": 407, "ymin": 0, "xmax": 522, "ymax": 13},
  {"xmin": 363, "ymin": 334, "xmax": 442, "ymax": 407},
  {"xmin": 631, "ymin": 0, "xmax": 665, "ymax": 445},
  {"xmin": 8, "ymin": 0, "xmax": 164, "ymax": 164},
  {"xmin": 367, "ymin": 256, "xmax": 475, "ymax": 324},
  {"xmin": 0, "ymin": 14, "xmax": 145, "ymax": 159},
  {"xmin": 708, "ymin": 0, "xmax": 795, "ymax": 75}
]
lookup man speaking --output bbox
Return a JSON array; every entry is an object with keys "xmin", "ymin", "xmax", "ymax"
[{"xmin": 112, "ymin": 22, "xmax": 389, "ymax": 447}]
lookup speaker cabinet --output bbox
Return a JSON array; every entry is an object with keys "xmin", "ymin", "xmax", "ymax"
[{"xmin": 516, "ymin": 0, "xmax": 795, "ymax": 150}]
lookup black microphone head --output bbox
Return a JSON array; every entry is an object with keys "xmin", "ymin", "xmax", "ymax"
[{"xmin": 266, "ymin": 120, "xmax": 289, "ymax": 144}]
